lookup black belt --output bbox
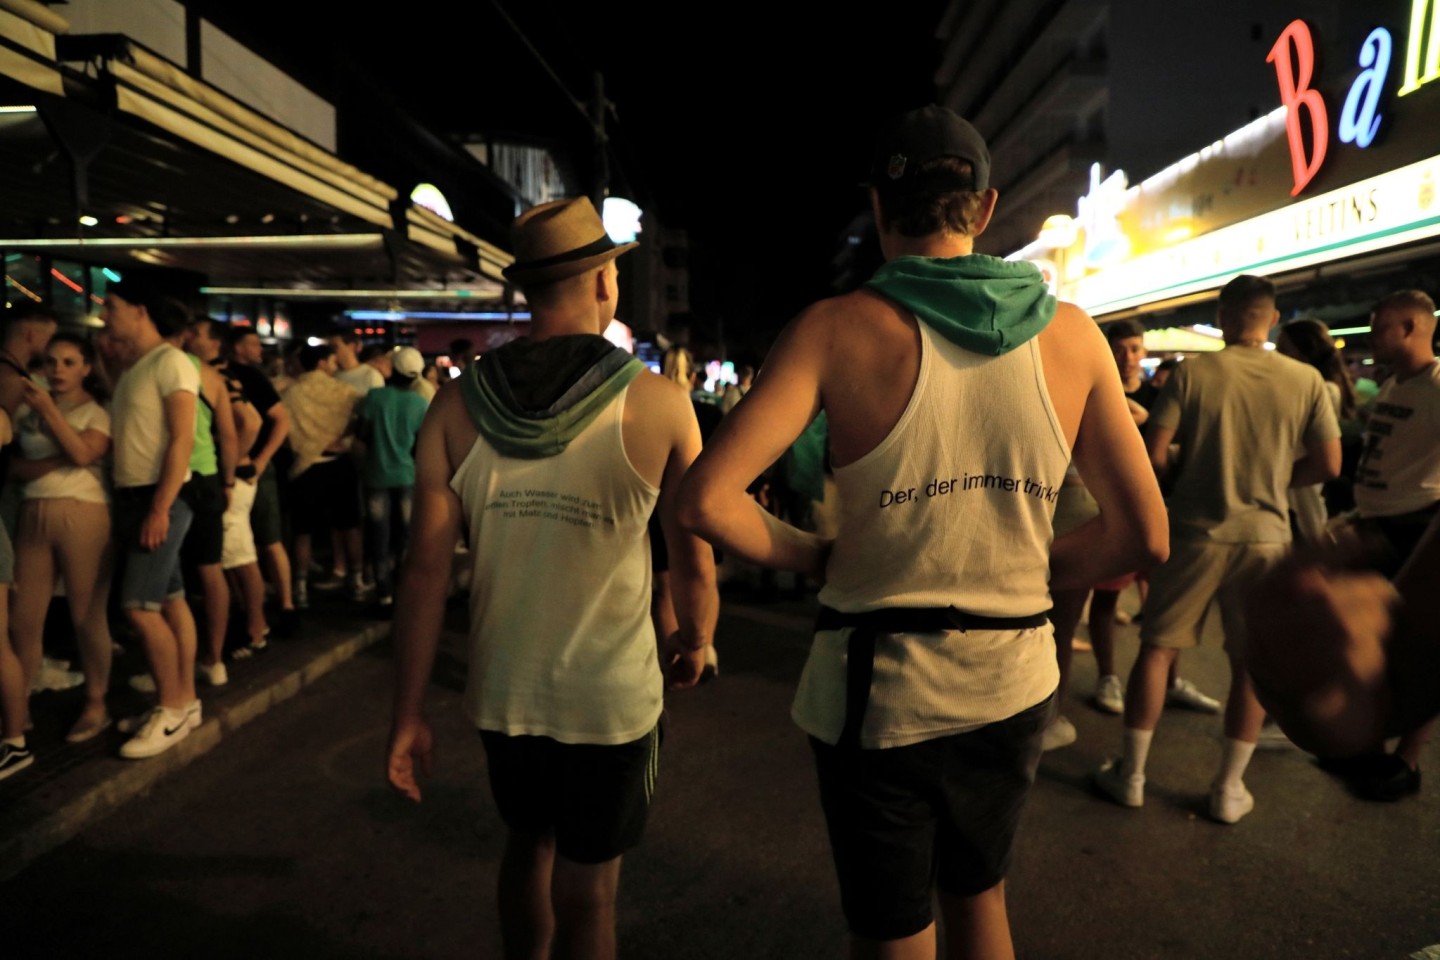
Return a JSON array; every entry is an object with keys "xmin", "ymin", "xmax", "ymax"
[{"xmin": 815, "ymin": 605, "xmax": 1050, "ymax": 750}]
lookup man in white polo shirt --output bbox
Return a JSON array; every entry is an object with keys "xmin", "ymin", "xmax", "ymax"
[{"xmin": 104, "ymin": 280, "xmax": 202, "ymax": 760}]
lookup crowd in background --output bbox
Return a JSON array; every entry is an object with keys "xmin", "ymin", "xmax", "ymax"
[{"xmin": 0, "ymin": 282, "xmax": 439, "ymax": 777}]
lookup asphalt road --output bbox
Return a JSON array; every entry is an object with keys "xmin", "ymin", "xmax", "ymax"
[{"xmin": 4, "ymin": 589, "xmax": 1438, "ymax": 959}]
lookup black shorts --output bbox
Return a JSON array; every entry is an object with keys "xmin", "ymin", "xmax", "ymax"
[
  {"xmin": 1354, "ymin": 505, "xmax": 1439, "ymax": 578},
  {"xmin": 809, "ymin": 694, "xmax": 1054, "ymax": 941},
  {"xmin": 290, "ymin": 457, "xmax": 362, "ymax": 537},
  {"xmin": 479, "ymin": 724, "xmax": 662, "ymax": 864},
  {"xmin": 179, "ymin": 473, "xmax": 226, "ymax": 567}
]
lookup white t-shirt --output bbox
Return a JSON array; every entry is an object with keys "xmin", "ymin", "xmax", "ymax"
[
  {"xmin": 336, "ymin": 364, "xmax": 384, "ymax": 394},
  {"xmin": 16, "ymin": 399, "xmax": 111, "ymax": 503},
  {"xmin": 111, "ymin": 342, "xmax": 200, "ymax": 489},
  {"xmin": 1355, "ymin": 361, "xmax": 1440, "ymax": 517}
]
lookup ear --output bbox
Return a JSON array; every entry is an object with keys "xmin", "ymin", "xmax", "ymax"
[
  {"xmin": 1267, "ymin": 308, "xmax": 1280, "ymax": 332},
  {"xmin": 969, "ymin": 188, "xmax": 1000, "ymax": 238},
  {"xmin": 868, "ymin": 187, "xmax": 887, "ymax": 235},
  {"xmin": 595, "ymin": 265, "xmax": 616, "ymax": 302}
]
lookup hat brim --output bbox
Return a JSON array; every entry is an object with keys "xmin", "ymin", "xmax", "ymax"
[{"xmin": 503, "ymin": 241, "xmax": 638, "ymax": 286}]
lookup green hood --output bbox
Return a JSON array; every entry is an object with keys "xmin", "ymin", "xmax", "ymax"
[
  {"xmin": 865, "ymin": 254, "xmax": 1056, "ymax": 356},
  {"xmin": 461, "ymin": 335, "xmax": 644, "ymax": 459}
]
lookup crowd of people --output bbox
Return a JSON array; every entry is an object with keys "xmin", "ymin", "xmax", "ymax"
[
  {"xmin": 0, "ymin": 285, "xmax": 437, "ymax": 777},
  {"xmin": 2, "ymin": 102, "xmax": 1437, "ymax": 960}
]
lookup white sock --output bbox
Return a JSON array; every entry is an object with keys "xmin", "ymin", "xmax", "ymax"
[
  {"xmin": 1121, "ymin": 727, "xmax": 1153, "ymax": 778},
  {"xmin": 2, "ymin": 736, "xmax": 25, "ymax": 749},
  {"xmin": 1217, "ymin": 738, "xmax": 1256, "ymax": 788}
]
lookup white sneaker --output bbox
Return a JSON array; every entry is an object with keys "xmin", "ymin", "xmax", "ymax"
[
  {"xmin": 1167, "ymin": 678, "xmax": 1222, "ymax": 713},
  {"xmin": 118, "ymin": 707, "xmax": 191, "ymax": 759},
  {"xmin": 1041, "ymin": 714, "xmax": 1078, "ymax": 751},
  {"xmin": 32, "ymin": 662, "xmax": 85, "ymax": 692},
  {"xmin": 1094, "ymin": 757, "xmax": 1145, "ymax": 807},
  {"xmin": 197, "ymin": 661, "xmax": 229, "ymax": 687},
  {"xmin": 1095, "ymin": 674, "xmax": 1125, "ymax": 715},
  {"xmin": 186, "ymin": 699, "xmax": 203, "ymax": 730},
  {"xmin": 1209, "ymin": 780, "xmax": 1255, "ymax": 824}
]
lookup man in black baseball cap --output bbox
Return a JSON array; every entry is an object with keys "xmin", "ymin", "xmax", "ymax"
[{"xmin": 678, "ymin": 103, "xmax": 1168, "ymax": 955}]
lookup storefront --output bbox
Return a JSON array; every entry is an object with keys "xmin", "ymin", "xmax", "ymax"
[
  {"xmin": 0, "ymin": 0, "xmax": 513, "ymax": 347},
  {"xmin": 1011, "ymin": 2, "xmax": 1440, "ymax": 352}
]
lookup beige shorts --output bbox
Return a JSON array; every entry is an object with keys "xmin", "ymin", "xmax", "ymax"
[{"xmin": 1139, "ymin": 538, "xmax": 1288, "ymax": 656}]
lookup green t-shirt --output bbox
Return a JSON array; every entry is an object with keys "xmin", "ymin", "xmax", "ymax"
[
  {"xmin": 1150, "ymin": 346, "xmax": 1340, "ymax": 543},
  {"xmin": 186, "ymin": 354, "xmax": 217, "ymax": 478},
  {"xmin": 357, "ymin": 386, "xmax": 428, "ymax": 488}
]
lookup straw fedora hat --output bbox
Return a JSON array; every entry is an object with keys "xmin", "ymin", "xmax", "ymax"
[{"xmin": 502, "ymin": 197, "xmax": 638, "ymax": 286}]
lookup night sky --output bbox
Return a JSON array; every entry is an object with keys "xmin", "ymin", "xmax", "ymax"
[{"xmin": 197, "ymin": 1, "xmax": 950, "ymax": 344}]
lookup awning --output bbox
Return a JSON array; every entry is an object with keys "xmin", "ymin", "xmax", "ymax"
[{"xmin": 0, "ymin": 7, "xmax": 512, "ymax": 311}]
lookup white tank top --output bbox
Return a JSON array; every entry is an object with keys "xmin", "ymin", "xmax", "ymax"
[
  {"xmin": 449, "ymin": 385, "xmax": 661, "ymax": 745},
  {"xmin": 794, "ymin": 321, "xmax": 1070, "ymax": 748}
]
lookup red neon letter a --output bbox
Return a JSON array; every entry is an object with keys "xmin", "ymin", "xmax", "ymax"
[{"xmin": 1268, "ymin": 19, "xmax": 1330, "ymax": 196}]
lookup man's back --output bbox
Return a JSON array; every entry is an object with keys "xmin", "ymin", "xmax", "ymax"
[
  {"xmin": 1153, "ymin": 348, "xmax": 1337, "ymax": 542},
  {"xmin": 435, "ymin": 367, "xmax": 697, "ymax": 744}
]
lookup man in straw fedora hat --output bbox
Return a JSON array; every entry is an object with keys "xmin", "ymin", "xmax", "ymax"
[
  {"xmin": 387, "ymin": 197, "xmax": 718, "ymax": 958},
  {"xmin": 679, "ymin": 105, "xmax": 1168, "ymax": 958}
]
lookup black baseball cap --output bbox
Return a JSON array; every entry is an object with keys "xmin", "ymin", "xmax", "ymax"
[{"xmin": 869, "ymin": 104, "xmax": 991, "ymax": 193}]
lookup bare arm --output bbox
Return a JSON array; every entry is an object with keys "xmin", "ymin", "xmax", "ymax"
[
  {"xmin": 387, "ymin": 389, "xmax": 465, "ymax": 801},
  {"xmin": 1051, "ymin": 322, "xmax": 1169, "ymax": 590},
  {"xmin": 679, "ymin": 310, "xmax": 830, "ymax": 578},
  {"xmin": 1146, "ymin": 424, "xmax": 1176, "ymax": 478},
  {"xmin": 206, "ymin": 368, "xmax": 238, "ymax": 487},
  {"xmin": 1289, "ymin": 436, "xmax": 1342, "ymax": 488},
  {"xmin": 20, "ymin": 382, "xmax": 109, "ymax": 467},
  {"xmin": 660, "ymin": 397, "xmax": 718, "ymax": 649},
  {"xmin": 252, "ymin": 401, "xmax": 290, "ymax": 475},
  {"xmin": 141, "ymin": 390, "xmax": 196, "ymax": 550},
  {"xmin": 233, "ymin": 398, "xmax": 262, "ymax": 463},
  {"xmin": 8, "ymin": 455, "xmax": 62, "ymax": 481}
]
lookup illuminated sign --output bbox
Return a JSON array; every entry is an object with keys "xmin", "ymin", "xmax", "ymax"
[
  {"xmin": 1340, "ymin": 29, "xmax": 1393, "ymax": 148},
  {"xmin": 1399, "ymin": 0, "xmax": 1440, "ymax": 95},
  {"xmin": 1067, "ymin": 151, "xmax": 1440, "ymax": 316},
  {"xmin": 1268, "ymin": 20, "xmax": 1330, "ymax": 196},
  {"xmin": 1268, "ymin": 2, "xmax": 1440, "ymax": 194}
]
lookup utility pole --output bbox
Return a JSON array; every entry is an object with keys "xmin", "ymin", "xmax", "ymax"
[{"xmin": 590, "ymin": 71, "xmax": 610, "ymax": 211}]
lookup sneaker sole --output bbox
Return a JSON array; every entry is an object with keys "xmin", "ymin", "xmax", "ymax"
[
  {"xmin": 119, "ymin": 723, "xmax": 190, "ymax": 760},
  {"xmin": 0, "ymin": 754, "xmax": 35, "ymax": 781}
]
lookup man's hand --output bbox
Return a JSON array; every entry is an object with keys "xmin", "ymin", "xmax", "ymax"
[
  {"xmin": 1246, "ymin": 555, "xmax": 1399, "ymax": 757},
  {"xmin": 661, "ymin": 632, "xmax": 708, "ymax": 690},
  {"xmin": 387, "ymin": 717, "xmax": 435, "ymax": 803},
  {"xmin": 140, "ymin": 506, "xmax": 170, "ymax": 552}
]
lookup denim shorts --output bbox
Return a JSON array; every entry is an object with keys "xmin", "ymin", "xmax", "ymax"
[{"xmin": 115, "ymin": 487, "xmax": 194, "ymax": 612}]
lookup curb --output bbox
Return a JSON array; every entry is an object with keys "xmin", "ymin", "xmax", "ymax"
[{"xmin": 0, "ymin": 621, "xmax": 391, "ymax": 882}]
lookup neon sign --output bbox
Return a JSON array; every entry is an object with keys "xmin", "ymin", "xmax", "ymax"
[
  {"xmin": 1269, "ymin": 1, "xmax": 1440, "ymax": 195},
  {"xmin": 1268, "ymin": 20, "xmax": 1330, "ymax": 196},
  {"xmin": 1399, "ymin": 0, "xmax": 1440, "ymax": 95},
  {"xmin": 1339, "ymin": 29, "xmax": 1392, "ymax": 149}
]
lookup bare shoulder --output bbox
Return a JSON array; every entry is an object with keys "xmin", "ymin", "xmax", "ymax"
[
  {"xmin": 1039, "ymin": 301, "xmax": 1109, "ymax": 370},
  {"xmin": 626, "ymin": 369, "xmax": 693, "ymax": 432}
]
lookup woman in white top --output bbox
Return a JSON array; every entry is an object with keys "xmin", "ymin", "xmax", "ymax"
[{"xmin": 6, "ymin": 333, "xmax": 115, "ymax": 743}]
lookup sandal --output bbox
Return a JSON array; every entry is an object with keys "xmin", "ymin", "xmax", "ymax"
[
  {"xmin": 231, "ymin": 637, "xmax": 270, "ymax": 660},
  {"xmin": 66, "ymin": 712, "xmax": 114, "ymax": 744}
]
